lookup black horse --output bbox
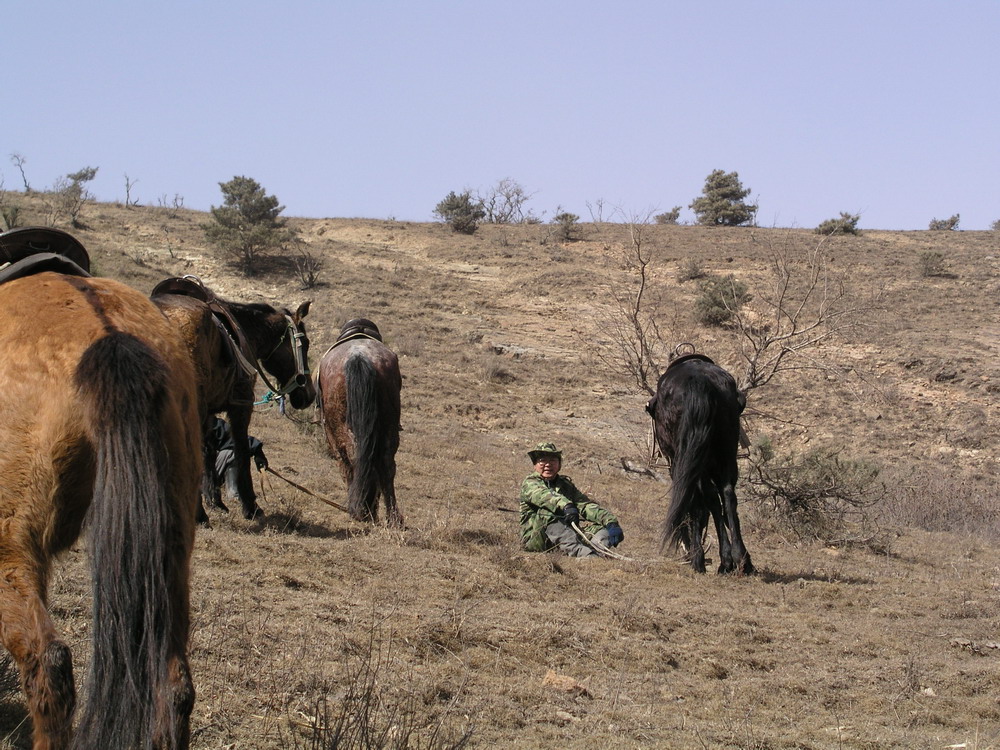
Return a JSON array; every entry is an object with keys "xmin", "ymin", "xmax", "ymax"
[{"xmin": 645, "ymin": 353, "xmax": 754, "ymax": 575}]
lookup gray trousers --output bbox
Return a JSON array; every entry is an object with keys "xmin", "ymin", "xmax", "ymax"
[{"xmin": 545, "ymin": 521, "xmax": 611, "ymax": 558}]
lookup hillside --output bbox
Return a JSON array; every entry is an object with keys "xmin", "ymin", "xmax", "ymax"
[{"xmin": 1, "ymin": 195, "xmax": 999, "ymax": 749}]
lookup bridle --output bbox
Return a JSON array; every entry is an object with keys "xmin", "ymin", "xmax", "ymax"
[{"xmin": 256, "ymin": 314, "xmax": 311, "ymax": 399}]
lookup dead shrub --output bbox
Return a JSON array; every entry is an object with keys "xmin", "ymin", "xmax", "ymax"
[
  {"xmin": 288, "ymin": 628, "xmax": 473, "ymax": 749},
  {"xmin": 742, "ymin": 437, "xmax": 890, "ymax": 550}
]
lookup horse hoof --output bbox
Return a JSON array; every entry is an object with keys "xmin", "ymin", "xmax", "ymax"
[{"xmin": 242, "ymin": 505, "xmax": 263, "ymax": 521}]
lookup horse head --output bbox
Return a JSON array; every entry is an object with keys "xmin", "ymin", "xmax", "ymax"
[{"xmin": 256, "ymin": 300, "xmax": 317, "ymax": 410}]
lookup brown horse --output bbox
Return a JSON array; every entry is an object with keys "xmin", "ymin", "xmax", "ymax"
[
  {"xmin": 645, "ymin": 352, "xmax": 754, "ymax": 575},
  {"xmin": 318, "ymin": 319, "xmax": 403, "ymax": 526},
  {"xmin": 0, "ymin": 271, "xmax": 201, "ymax": 748},
  {"xmin": 151, "ymin": 277, "xmax": 316, "ymax": 520}
]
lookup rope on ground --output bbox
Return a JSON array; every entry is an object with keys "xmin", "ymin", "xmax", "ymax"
[{"xmin": 260, "ymin": 466, "xmax": 350, "ymax": 514}]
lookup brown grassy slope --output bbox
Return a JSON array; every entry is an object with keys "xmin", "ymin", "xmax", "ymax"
[{"xmin": 2, "ymin": 196, "xmax": 999, "ymax": 749}]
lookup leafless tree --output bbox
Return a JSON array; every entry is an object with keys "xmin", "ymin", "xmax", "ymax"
[
  {"xmin": 729, "ymin": 233, "xmax": 884, "ymax": 393},
  {"xmin": 594, "ymin": 208, "xmax": 670, "ymax": 396},
  {"xmin": 124, "ymin": 174, "xmax": 139, "ymax": 208},
  {"xmin": 10, "ymin": 153, "xmax": 30, "ymax": 193},
  {"xmin": 597, "ymin": 223, "xmax": 882, "ymax": 401},
  {"xmin": 478, "ymin": 178, "xmax": 537, "ymax": 224}
]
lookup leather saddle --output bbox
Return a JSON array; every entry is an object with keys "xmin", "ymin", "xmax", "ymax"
[{"xmin": 0, "ymin": 227, "xmax": 92, "ymax": 285}]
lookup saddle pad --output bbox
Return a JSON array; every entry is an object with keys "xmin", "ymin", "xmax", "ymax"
[{"xmin": 0, "ymin": 252, "xmax": 92, "ymax": 286}]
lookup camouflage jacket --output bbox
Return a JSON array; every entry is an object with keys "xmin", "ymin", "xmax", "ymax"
[{"xmin": 518, "ymin": 472, "xmax": 619, "ymax": 552}]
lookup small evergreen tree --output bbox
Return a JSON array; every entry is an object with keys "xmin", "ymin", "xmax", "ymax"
[
  {"xmin": 928, "ymin": 214, "xmax": 960, "ymax": 231},
  {"xmin": 695, "ymin": 274, "xmax": 750, "ymax": 326},
  {"xmin": 689, "ymin": 170, "xmax": 757, "ymax": 227},
  {"xmin": 552, "ymin": 211, "xmax": 579, "ymax": 240},
  {"xmin": 433, "ymin": 190, "xmax": 485, "ymax": 234},
  {"xmin": 203, "ymin": 176, "xmax": 292, "ymax": 276},
  {"xmin": 654, "ymin": 206, "xmax": 682, "ymax": 225},
  {"xmin": 815, "ymin": 212, "xmax": 861, "ymax": 236},
  {"xmin": 53, "ymin": 166, "xmax": 98, "ymax": 228}
]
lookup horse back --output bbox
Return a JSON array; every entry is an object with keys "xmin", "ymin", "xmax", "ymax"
[
  {"xmin": 649, "ymin": 358, "xmax": 742, "ymax": 458},
  {"xmin": 0, "ymin": 272, "xmax": 200, "ymax": 547}
]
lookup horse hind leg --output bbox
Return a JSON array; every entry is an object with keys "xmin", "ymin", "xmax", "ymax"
[
  {"xmin": 0, "ymin": 565, "xmax": 76, "ymax": 750},
  {"xmin": 721, "ymin": 482, "xmax": 754, "ymax": 575},
  {"xmin": 381, "ymin": 454, "xmax": 402, "ymax": 529},
  {"xmin": 707, "ymin": 487, "xmax": 736, "ymax": 574}
]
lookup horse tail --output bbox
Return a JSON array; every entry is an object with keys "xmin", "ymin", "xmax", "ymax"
[
  {"xmin": 661, "ymin": 379, "xmax": 717, "ymax": 552},
  {"xmin": 72, "ymin": 332, "xmax": 187, "ymax": 749},
  {"xmin": 345, "ymin": 353, "xmax": 381, "ymax": 521}
]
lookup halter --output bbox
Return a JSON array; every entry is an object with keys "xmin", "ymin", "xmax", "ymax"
[{"xmin": 256, "ymin": 314, "xmax": 311, "ymax": 399}]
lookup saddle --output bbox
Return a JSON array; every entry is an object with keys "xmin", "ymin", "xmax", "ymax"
[
  {"xmin": 151, "ymin": 276, "xmax": 257, "ymax": 378},
  {"xmin": 0, "ymin": 227, "xmax": 92, "ymax": 285},
  {"xmin": 332, "ymin": 317, "xmax": 383, "ymax": 347},
  {"xmin": 666, "ymin": 342, "xmax": 715, "ymax": 370}
]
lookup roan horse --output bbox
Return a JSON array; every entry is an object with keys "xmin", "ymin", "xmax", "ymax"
[
  {"xmin": 151, "ymin": 276, "xmax": 316, "ymax": 521},
  {"xmin": 645, "ymin": 351, "xmax": 754, "ymax": 575},
  {"xmin": 0, "ymin": 229, "xmax": 201, "ymax": 749},
  {"xmin": 318, "ymin": 319, "xmax": 403, "ymax": 526}
]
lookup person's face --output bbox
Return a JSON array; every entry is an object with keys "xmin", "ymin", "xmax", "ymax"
[{"xmin": 534, "ymin": 455, "xmax": 561, "ymax": 479}]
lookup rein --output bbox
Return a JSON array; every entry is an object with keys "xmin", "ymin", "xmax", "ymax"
[{"xmin": 260, "ymin": 466, "xmax": 349, "ymax": 514}]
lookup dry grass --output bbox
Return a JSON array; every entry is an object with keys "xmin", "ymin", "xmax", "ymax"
[{"xmin": 0, "ymin": 194, "xmax": 999, "ymax": 748}]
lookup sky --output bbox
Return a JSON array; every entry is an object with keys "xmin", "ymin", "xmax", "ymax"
[{"xmin": 5, "ymin": 1, "xmax": 999, "ymax": 230}]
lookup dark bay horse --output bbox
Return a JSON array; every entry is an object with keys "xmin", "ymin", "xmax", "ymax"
[
  {"xmin": 318, "ymin": 319, "xmax": 403, "ymax": 526},
  {"xmin": 645, "ymin": 353, "xmax": 754, "ymax": 575},
  {"xmin": 151, "ymin": 277, "xmax": 316, "ymax": 520},
  {"xmin": 0, "ymin": 270, "xmax": 201, "ymax": 749}
]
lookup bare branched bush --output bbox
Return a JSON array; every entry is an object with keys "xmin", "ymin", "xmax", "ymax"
[
  {"xmin": 594, "ymin": 210, "xmax": 670, "ymax": 396},
  {"xmin": 730, "ymin": 233, "xmax": 883, "ymax": 392},
  {"xmin": 289, "ymin": 630, "xmax": 473, "ymax": 750},
  {"xmin": 123, "ymin": 173, "xmax": 139, "ymax": 208},
  {"xmin": 478, "ymin": 178, "xmax": 537, "ymax": 224},
  {"xmin": 157, "ymin": 193, "xmax": 185, "ymax": 217},
  {"xmin": 294, "ymin": 247, "xmax": 323, "ymax": 289},
  {"xmin": 10, "ymin": 153, "xmax": 31, "ymax": 192}
]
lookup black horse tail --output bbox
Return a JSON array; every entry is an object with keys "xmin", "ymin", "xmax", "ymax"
[
  {"xmin": 661, "ymin": 379, "xmax": 717, "ymax": 552},
  {"xmin": 345, "ymin": 353, "xmax": 381, "ymax": 522},
  {"xmin": 72, "ymin": 332, "xmax": 187, "ymax": 749}
]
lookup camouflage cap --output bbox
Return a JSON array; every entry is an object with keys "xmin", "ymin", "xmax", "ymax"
[{"xmin": 528, "ymin": 441, "xmax": 563, "ymax": 462}]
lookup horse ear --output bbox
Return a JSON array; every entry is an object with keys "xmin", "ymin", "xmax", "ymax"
[{"xmin": 295, "ymin": 300, "xmax": 312, "ymax": 320}]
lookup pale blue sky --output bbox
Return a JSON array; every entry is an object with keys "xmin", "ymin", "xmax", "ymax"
[{"xmin": 6, "ymin": 1, "xmax": 998, "ymax": 229}]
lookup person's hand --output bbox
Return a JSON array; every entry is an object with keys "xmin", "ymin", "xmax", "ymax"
[
  {"xmin": 253, "ymin": 452, "xmax": 269, "ymax": 471},
  {"xmin": 561, "ymin": 504, "xmax": 579, "ymax": 526},
  {"xmin": 606, "ymin": 523, "xmax": 624, "ymax": 547}
]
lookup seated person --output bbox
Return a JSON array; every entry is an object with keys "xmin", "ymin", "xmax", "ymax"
[{"xmin": 519, "ymin": 441, "xmax": 623, "ymax": 557}]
